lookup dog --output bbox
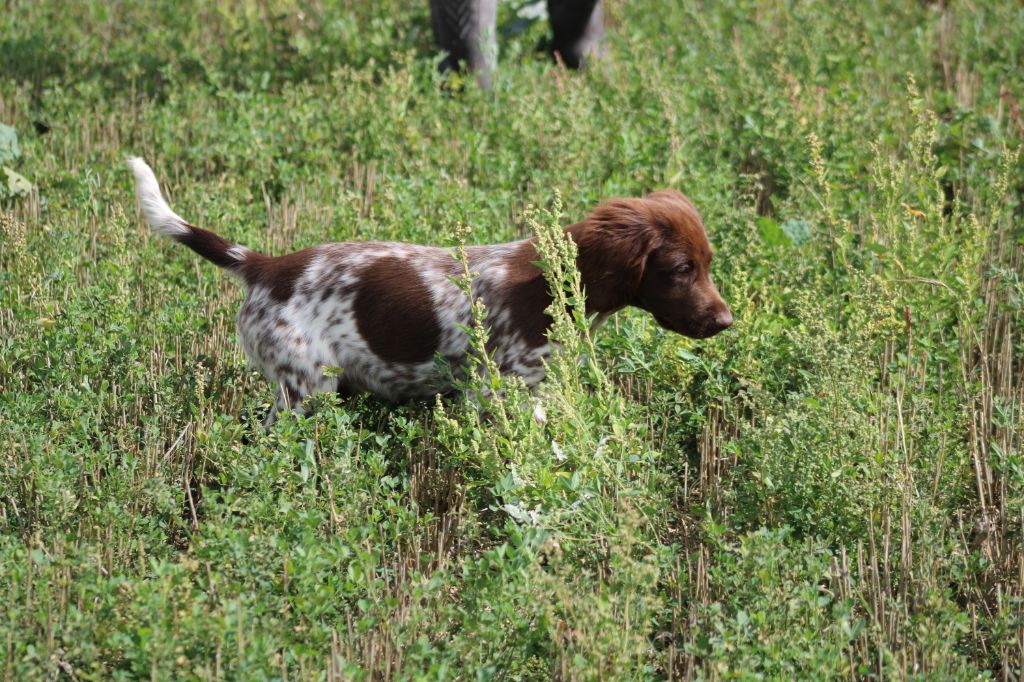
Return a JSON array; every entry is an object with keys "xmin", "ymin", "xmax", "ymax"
[{"xmin": 128, "ymin": 158, "xmax": 732, "ymax": 425}]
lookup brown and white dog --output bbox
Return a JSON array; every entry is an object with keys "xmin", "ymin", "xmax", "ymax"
[{"xmin": 128, "ymin": 158, "xmax": 732, "ymax": 425}]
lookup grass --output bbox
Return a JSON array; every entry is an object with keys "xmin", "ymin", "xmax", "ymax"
[{"xmin": 1, "ymin": 0, "xmax": 1022, "ymax": 679}]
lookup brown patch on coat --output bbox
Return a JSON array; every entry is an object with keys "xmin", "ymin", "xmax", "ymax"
[
  {"xmin": 353, "ymin": 255, "xmax": 442, "ymax": 364},
  {"xmin": 174, "ymin": 223, "xmax": 247, "ymax": 269},
  {"xmin": 491, "ymin": 241, "xmax": 553, "ymax": 350},
  {"xmin": 242, "ymin": 248, "xmax": 317, "ymax": 302}
]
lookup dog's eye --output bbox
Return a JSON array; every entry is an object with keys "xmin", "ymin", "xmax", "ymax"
[{"xmin": 674, "ymin": 263, "xmax": 692, "ymax": 275}]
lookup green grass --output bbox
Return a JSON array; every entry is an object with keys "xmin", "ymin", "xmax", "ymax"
[{"xmin": 1, "ymin": 0, "xmax": 1023, "ymax": 679}]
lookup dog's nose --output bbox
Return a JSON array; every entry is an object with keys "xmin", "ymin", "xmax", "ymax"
[{"xmin": 715, "ymin": 309, "xmax": 733, "ymax": 330}]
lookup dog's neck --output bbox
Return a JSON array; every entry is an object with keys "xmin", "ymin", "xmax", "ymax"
[{"xmin": 563, "ymin": 221, "xmax": 634, "ymax": 315}]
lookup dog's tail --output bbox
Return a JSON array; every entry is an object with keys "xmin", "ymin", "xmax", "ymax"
[{"xmin": 127, "ymin": 157, "xmax": 258, "ymax": 274}]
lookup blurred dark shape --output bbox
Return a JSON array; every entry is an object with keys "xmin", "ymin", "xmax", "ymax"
[{"xmin": 428, "ymin": 0, "xmax": 604, "ymax": 89}]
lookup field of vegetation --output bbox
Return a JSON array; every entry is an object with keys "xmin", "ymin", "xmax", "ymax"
[{"xmin": 2, "ymin": 0, "xmax": 1022, "ymax": 678}]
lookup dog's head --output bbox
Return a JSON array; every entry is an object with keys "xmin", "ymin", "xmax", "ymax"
[{"xmin": 571, "ymin": 190, "xmax": 732, "ymax": 339}]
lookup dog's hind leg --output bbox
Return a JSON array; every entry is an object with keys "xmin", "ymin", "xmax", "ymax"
[
  {"xmin": 264, "ymin": 378, "xmax": 309, "ymax": 427},
  {"xmin": 263, "ymin": 370, "xmax": 340, "ymax": 429},
  {"xmin": 262, "ymin": 386, "xmax": 293, "ymax": 429}
]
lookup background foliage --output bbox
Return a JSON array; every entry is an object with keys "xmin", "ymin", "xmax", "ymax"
[{"xmin": 1, "ymin": 0, "xmax": 1022, "ymax": 679}]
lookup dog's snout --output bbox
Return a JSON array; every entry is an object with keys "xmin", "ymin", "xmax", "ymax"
[{"xmin": 712, "ymin": 308, "xmax": 733, "ymax": 332}]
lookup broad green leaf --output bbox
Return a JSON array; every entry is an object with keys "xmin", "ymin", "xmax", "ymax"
[
  {"xmin": 781, "ymin": 219, "xmax": 813, "ymax": 246},
  {"xmin": 0, "ymin": 125, "xmax": 19, "ymax": 165},
  {"xmin": 3, "ymin": 166, "xmax": 32, "ymax": 196},
  {"xmin": 756, "ymin": 216, "xmax": 791, "ymax": 247}
]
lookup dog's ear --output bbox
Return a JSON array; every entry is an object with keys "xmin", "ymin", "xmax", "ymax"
[
  {"xmin": 643, "ymin": 189, "xmax": 693, "ymax": 212},
  {"xmin": 569, "ymin": 197, "xmax": 664, "ymax": 312}
]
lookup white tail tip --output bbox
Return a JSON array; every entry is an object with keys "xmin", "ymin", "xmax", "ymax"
[{"xmin": 127, "ymin": 157, "xmax": 189, "ymax": 237}]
